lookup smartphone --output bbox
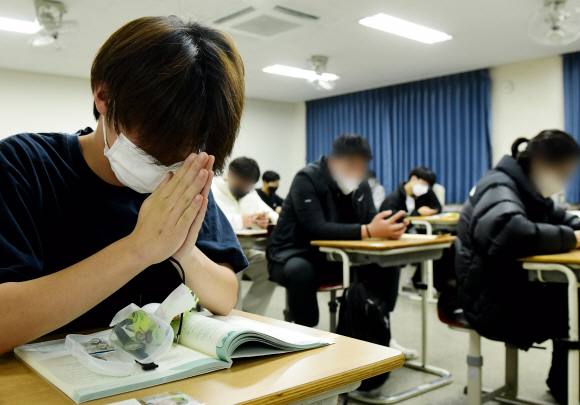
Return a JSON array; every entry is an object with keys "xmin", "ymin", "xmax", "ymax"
[{"xmin": 387, "ymin": 212, "xmax": 407, "ymax": 223}]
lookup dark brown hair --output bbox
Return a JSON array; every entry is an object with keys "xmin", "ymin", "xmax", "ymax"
[
  {"xmin": 511, "ymin": 130, "xmax": 580, "ymax": 174},
  {"xmin": 91, "ymin": 16, "xmax": 245, "ymax": 171}
]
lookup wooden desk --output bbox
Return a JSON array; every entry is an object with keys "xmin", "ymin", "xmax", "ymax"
[
  {"xmin": 311, "ymin": 236, "xmax": 455, "ymax": 404},
  {"xmin": 235, "ymin": 229, "xmax": 268, "ymax": 237},
  {"xmin": 407, "ymin": 215, "xmax": 460, "ymax": 225},
  {"xmin": 0, "ymin": 311, "xmax": 404, "ymax": 405},
  {"xmin": 519, "ymin": 252, "xmax": 580, "ymax": 405},
  {"xmin": 311, "ymin": 235, "xmax": 456, "ymax": 251}
]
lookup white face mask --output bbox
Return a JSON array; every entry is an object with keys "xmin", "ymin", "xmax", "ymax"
[
  {"xmin": 412, "ymin": 183, "xmax": 429, "ymax": 197},
  {"xmin": 103, "ymin": 118, "xmax": 183, "ymax": 193},
  {"xmin": 532, "ymin": 171, "xmax": 566, "ymax": 199},
  {"xmin": 333, "ymin": 172, "xmax": 363, "ymax": 195}
]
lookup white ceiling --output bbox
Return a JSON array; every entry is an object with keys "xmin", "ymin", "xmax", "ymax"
[{"xmin": 1, "ymin": 0, "xmax": 580, "ymax": 103}]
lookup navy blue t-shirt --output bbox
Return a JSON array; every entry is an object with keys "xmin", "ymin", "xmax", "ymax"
[{"xmin": 0, "ymin": 129, "xmax": 248, "ymax": 334}]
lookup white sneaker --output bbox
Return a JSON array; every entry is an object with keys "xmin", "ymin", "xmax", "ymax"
[{"xmin": 390, "ymin": 338, "xmax": 419, "ymax": 360}]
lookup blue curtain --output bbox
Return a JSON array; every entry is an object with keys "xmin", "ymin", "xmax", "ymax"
[
  {"xmin": 306, "ymin": 70, "xmax": 492, "ymax": 203},
  {"xmin": 564, "ymin": 52, "xmax": 580, "ymax": 203}
]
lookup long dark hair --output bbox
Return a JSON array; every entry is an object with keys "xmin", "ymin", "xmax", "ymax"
[{"xmin": 511, "ymin": 130, "xmax": 580, "ymax": 174}]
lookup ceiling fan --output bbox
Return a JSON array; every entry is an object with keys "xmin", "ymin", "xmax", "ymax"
[
  {"xmin": 527, "ymin": 0, "xmax": 580, "ymax": 46},
  {"xmin": 306, "ymin": 56, "xmax": 337, "ymax": 91},
  {"xmin": 30, "ymin": 0, "xmax": 78, "ymax": 50}
]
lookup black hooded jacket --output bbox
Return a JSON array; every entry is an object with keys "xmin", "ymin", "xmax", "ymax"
[
  {"xmin": 455, "ymin": 155, "xmax": 580, "ymax": 347},
  {"xmin": 268, "ymin": 156, "xmax": 377, "ymax": 264},
  {"xmin": 379, "ymin": 182, "xmax": 442, "ymax": 215}
]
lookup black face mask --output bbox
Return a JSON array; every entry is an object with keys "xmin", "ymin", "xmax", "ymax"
[
  {"xmin": 268, "ymin": 186, "xmax": 278, "ymax": 195},
  {"xmin": 230, "ymin": 187, "xmax": 250, "ymax": 200}
]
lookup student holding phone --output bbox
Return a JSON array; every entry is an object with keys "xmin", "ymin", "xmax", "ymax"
[
  {"xmin": 269, "ymin": 134, "xmax": 411, "ymax": 350},
  {"xmin": 0, "ymin": 16, "xmax": 247, "ymax": 355}
]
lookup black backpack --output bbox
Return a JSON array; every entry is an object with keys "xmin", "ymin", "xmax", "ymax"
[{"xmin": 337, "ymin": 281, "xmax": 392, "ymax": 391}]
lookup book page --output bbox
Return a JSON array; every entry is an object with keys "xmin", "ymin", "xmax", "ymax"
[
  {"xmin": 178, "ymin": 313, "xmax": 246, "ymax": 360},
  {"xmin": 212, "ymin": 316, "xmax": 334, "ymax": 346}
]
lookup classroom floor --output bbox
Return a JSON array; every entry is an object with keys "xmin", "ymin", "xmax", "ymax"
[{"xmin": 240, "ymin": 267, "xmax": 559, "ymax": 405}]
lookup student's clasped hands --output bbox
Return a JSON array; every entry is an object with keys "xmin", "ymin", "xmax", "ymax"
[
  {"xmin": 368, "ymin": 210, "xmax": 410, "ymax": 240},
  {"xmin": 129, "ymin": 152, "xmax": 215, "ymax": 265}
]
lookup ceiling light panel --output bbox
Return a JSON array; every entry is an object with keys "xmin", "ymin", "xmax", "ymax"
[
  {"xmin": 263, "ymin": 65, "xmax": 339, "ymax": 81},
  {"xmin": 359, "ymin": 13, "xmax": 452, "ymax": 44},
  {"xmin": 0, "ymin": 17, "xmax": 40, "ymax": 34}
]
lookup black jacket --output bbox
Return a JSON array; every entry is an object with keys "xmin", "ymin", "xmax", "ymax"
[
  {"xmin": 256, "ymin": 188, "xmax": 283, "ymax": 210},
  {"xmin": 379, "ymin": 182, "xmax": 442, "ymax": 215},
  {"xmin": 268, "ymin": 156, "xmax": 377, "ymax": 264},
  {"xmin": 455, "ymin": 156, "xmax": 580, "ymax": 347}
]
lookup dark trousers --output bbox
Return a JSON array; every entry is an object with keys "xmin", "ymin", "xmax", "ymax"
[{"xmin": 269, "ymin": 253, "xmax": 400, "ymax": 327}]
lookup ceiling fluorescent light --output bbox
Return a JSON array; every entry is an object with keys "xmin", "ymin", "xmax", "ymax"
[
  {"xmin": 263, "ymin": 65, "xmax": 339, "ymax": 81},
  {"xmin": 0, "ymin": 16, "xmax": 40, "ymax": 34},
  {"xmin": 359, "ymin": 13, "xmax": 452, "ymax": 44}
]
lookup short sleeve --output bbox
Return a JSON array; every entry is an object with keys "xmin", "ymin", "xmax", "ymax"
[
  {"xmin": 196, "ymin": 190, "xmax": 248, "ymax": 273},
  {"xmin": 0, "ymin": 140, "xmax": 44, "ymax": 283}
]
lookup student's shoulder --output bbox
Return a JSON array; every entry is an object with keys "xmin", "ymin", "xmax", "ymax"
[{"xmin": 0, "ymin": 130, "xmax": 87, "ymax": 167}]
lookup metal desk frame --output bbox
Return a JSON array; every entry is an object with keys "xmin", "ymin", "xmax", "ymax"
[
  {"xmin": 407, "ymin": 220, "xmax": 458, "ymax": 303},
  {"xmin": 521, "ymin": 261, "xmax": 580, "ymax": 405},
  {"xmin": 318, "ymin": 242, "xmax": 454, "ymax": 404}
]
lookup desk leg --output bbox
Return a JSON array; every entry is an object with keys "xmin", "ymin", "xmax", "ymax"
[
  {"xmin": 349, "ymin": 260, "xmax": 452, "ymax": 404},
  {"xmin": 408, "ymin": 220, "xmax": 437, "ymax": 303},
  {"xmin": 524, "ymin": 263, "xmax": 579, "ymax": 405},
  {"xmin": 421, "ymin": 260, "xmax": 429, "ymax": 366},
  {"xmin": 565, "ymin": 268, "xmax": 580, "ymax": 405}
]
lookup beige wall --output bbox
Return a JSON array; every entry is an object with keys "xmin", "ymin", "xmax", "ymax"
[
  {"xmin": 490, "ymin": 56, "xmax": 565, "ymax": 165},
  {"xmin": 0, "ymin": 68, "xmax": 306, "ymax": 197}
]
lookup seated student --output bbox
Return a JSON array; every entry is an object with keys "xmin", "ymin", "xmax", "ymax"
[
  {"xmin": 268, "ymin": 133, "xmax": 407, "ymax": 327},
  {"xmin": 456, "ymin": 130, "xmax": 580, "ymax": 404},
  {"xmin": 380, "ymin": 166, "xmax": 442, "ymax": 216},
  {"xmin": 368, "ymin": 170, "xmax": 386, "ymax": 211},
  {"xmin": 0, "ymin": 16, "xmax": 247, "ymax": 355},
  {"xmin": 256, "ymin": 170, "xmax": 284, "ymax": 213},
  {"xmin": 212, "ymin": 157, "xmax": 278, "ymax": 315}
]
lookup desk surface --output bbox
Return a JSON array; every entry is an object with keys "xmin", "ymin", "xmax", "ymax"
[
  {"xmin": 408, "ymin": 215, "xmax": 460, "ymax": 224},
  {"xmin": 0, "ymin": 311, "xmax": 404, "ymax": 405},
  {"xmin": 311, "ymin": 235, "xmax": 456, "ymax": 251},
  {"xmin": 235, "ymin": 229, "xmax": 268, "ymax": 237},
  {"xmin": 520, "ymin": 249, "xmax": 580, "ymax": 264}
]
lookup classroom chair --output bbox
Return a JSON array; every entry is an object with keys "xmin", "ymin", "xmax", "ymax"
[
  {"xmin": 432, "ymin": 183, "xmax": 446, "ymax": 207},
  {"xmin": 284, "ymin": 283, "xmax": 344, "ymax": 332},
  {"xmin": 437, "ymin": 293, "xmax": 553, "ymax": 405}
]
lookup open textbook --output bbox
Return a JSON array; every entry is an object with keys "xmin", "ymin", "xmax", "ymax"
[{"xmin": 14, "ymin": 314, "xmax": 333, "ymax": 403}]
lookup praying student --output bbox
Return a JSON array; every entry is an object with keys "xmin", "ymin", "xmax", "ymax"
[
  {"xmin": 380, "ymin": 166, "xmax": 442, "ymax": 216},
  {"xmin": 212, "ymin": 157, "xmax": 278, "ymax": 316},
  {"xmin": 256, "ymin": 170, "xmax": 284, "ymax": 213},
  {"xmin": 367, "ymin": 170, "xmax": 386, "ymax": 211},
  {"xmin": 456, "ymin": 130, "xmax": 580, "ymax": 404},
  {"xmin": 0, "ymin": 16, "xmax": 248, "ymax": 355}
]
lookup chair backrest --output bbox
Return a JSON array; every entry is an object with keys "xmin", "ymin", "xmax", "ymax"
[{"xmin": 432, "ymin": 183, "xmax": 446, "ymax": 206}]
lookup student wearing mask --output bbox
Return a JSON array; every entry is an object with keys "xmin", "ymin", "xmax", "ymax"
[
  {"xmin": 0, "ymin": 17, "xmax": 247, "ymax": 355},
  {"xmin": 268, "ymin": 134, "xmax": 408, "ymax": 330},
  {"xmin": 367, "ymin": 170, "xmax": 386, "ymax": 211},
  {"xmin": 212, "ymin": 157, "xmax": 278, "ymax": 315},
  {"xmin": 256, "ymin": 170, "xmax": 284, "ymax": 213},
  {"xmin": 456, "ymin": 130, "xmax": 580, "ymax": 404},
  {"xmin": 380, "ymin": 166, "xmax": 442, "ymax": 216}
]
